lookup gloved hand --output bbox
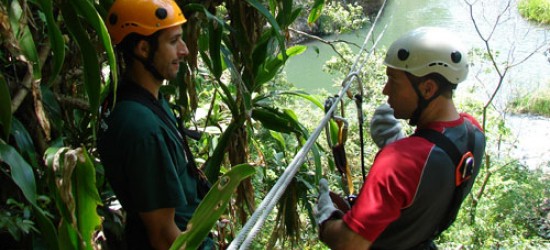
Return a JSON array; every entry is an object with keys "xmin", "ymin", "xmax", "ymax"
[
  {"xmin": 314, "ymin": 178, "xmax": 344, "ymax": 226},
  {"xmin": 370, "ymin": 103, "xmax": 405, "ymax": 148}
]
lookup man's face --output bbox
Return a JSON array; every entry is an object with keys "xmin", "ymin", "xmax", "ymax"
[
  {"xmin": 152, "ymin": 26, "xmax": 188, "ymax": 81},
  {"xmin": 382, "ymin": 67, "xmax": 418, "ymax": 119}
]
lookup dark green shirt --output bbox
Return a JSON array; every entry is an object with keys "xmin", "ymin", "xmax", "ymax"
[{"xmin": 98, "ymin": 84, "xmax": 203, "ymax": 249}]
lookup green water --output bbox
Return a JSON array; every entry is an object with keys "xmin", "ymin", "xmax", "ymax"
[{"xmin": 284, "ymin": 0, "xmax": 550, "ymax": 100}]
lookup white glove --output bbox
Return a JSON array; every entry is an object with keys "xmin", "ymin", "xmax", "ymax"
[
  {"xmin": 314, "ymin": 178, "xmax": 344, "ymax": 226},
  {"xmin": 370, "ymin": 104, "xmax": 405, "ymax": 148}
]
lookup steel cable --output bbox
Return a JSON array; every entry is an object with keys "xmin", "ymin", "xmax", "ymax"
[{"xmin": 227, "ymin": 1, "xmax": 388, "ymax": 249}]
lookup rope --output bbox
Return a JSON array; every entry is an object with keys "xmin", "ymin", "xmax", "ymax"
[{"xmin": 227, "ymin": 1, "xmax": 388, "ymax": 249}]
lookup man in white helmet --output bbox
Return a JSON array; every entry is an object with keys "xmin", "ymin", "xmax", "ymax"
[{"xmin": 315, "ymin": 27, "xmax": 486, "ymax": 249}]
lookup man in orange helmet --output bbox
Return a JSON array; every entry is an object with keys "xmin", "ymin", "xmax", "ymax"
[{"xmin": 97, "ymin": 0, "xmax": 214, "ymax": 249}]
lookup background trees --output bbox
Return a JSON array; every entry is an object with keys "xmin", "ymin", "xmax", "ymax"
[{"xmin": 1, "ymin": 0, "xmax": 548, "ymax": 249}]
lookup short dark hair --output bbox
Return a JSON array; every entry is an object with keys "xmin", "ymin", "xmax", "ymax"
[
  {"xmin": 116, "ymin": 30, "xmax": 162, "ymax": 68},
  {"xmin": 405, "ymin": 72, "xmax": 456, "ymax": 98}
]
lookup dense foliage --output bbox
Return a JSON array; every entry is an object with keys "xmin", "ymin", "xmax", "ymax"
[
  {"xmin": 519, "ymin": 0, "xmax": 550, "ymax": 24},
  {"xmin": 0, "ymin": 0, "xmax": 548, "ymax": 249}
]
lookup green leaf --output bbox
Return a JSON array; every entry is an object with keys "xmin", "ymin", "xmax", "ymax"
[
  {"xmin": 0, "ymin": 144, "xmax": 37, "ymax": 203},
  {"xmin": 70, "ymin": 0, "xmax": 118, "ymax": 96},
  {"xmin": 170, "ymin": 164, "xmax": 255, "ymax": 250},
  {"xmin": 269, "ymin": 131, "xmax": 286, "ymax": 151},
  {"xmin": 9, "ymin": 0, "xmax": 41, "ymax": 79},
  {"xmin": 308, "ymin": 0, "xmax": 325, "ymax": 24},
  {"xmin": 74, "ymin": 147, "xmax": 102, "ymax": 250},
  {"xmin": 10, "ymin": 118, "xmax": 38, "ymax": 168},
  {"xmin": 251, "ymin": 107, "xmax": 298, "ymax": 134},
  {"xmin": 0, "ymin": 73, "xmax": 11, "ymax": 140},
  {"xmin": 208, "ymin": 21, "xmax": 223, "ymax": 79},
  {"xmin": 58, "ymin": 218, "xmax": 79, "ymax": 250},
  {"xmin": 245, "ymin": 0, "xmax": 287, "ymax": 61},
  {"xmin": 255, "ymin": 45, "xmax": 307, "ymax": 86},
  {"xmin": 60, "ymin": 3, "xmax": 101, "ymax": 117},
  {"xmin": 35, "ymin": 0, "xmax": 65, "ymax": 85},
  {"xmin": 203, "ymin": 121, "xmax": 240, "ymax": 183},
  {"xmin": 32, "ymin": 204, "xmax": 59, "ymax": 250}
]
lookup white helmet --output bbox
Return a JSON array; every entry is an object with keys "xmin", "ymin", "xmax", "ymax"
[{"xmin": 384, "ymin": 27, "xmax": 469, "ymax": 84}]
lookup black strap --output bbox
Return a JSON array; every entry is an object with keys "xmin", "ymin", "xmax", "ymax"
[
  {"xmin": 413, "ymin": 122, "xmax": 476, "ymax": 238},
  {"xmin": 414, "ymin": 129, "xmax": 462, "ymax": 167}
]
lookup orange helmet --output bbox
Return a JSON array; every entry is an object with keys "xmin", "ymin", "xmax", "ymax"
[{"xmin": 106, "ymin": 0, "xmax": 187, "ymax": 45}]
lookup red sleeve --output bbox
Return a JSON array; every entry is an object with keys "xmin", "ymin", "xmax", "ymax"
[{"xmin": 342, "ymin": 137, "xmax": 433, "ymax": 242}]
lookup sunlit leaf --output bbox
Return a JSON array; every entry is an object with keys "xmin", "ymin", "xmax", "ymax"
[
  {"xmin": 170, "ymin": 164, "xmax": 255, "ymax": 250},
  {"xmin": 251, "ymin": 107, "xmax": 298, "ymax": 134},
  {"xmin": 255, "ymin": 45, "xmax": 307, "ymax": 86},
  {"xmin": 269, "ymin": 131, "xmax": 286, "ymax": 151},
  {"xmin": 308, "ymin": 0, "xmax": 325, "ymax": 24},
  {"xmin": 74, "ymin": 147, "xmax": 102, "ymax": 250},
  {"xmin": 9, "ymin": 1, "xmax": 41, "ymax": 79}
]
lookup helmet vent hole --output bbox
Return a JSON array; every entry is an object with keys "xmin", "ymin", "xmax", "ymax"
[
  {"xmin": 428, "ymin": 62, "xmax": 449, "ymax": 67},
  {"xmin": 451, "ymin": 51, "xmax": 462, "ymax": 63},
  {"xmin": 156, "ymin": 8, "xmax": 168, "ymax": 20},
  {"xmin": 397, "ymin": 49, "xmax": 409, "ymax": 61},
  {"xmin": 109, "ymin": 14, "xmax": 118, "ymax": 25}
]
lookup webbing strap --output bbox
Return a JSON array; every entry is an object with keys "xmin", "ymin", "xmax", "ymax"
[
  {"xmin": 412, "ymin": 121, "xmax": 476, "ymax": 238},
  {"xmin": 413, "ymin": 129, "xmax": 462, "ymax": 167}
]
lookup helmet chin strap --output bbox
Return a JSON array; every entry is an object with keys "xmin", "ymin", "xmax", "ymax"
[{"xmin": 409, "ymin": 81, "xmax": 442, "ymax": 126}]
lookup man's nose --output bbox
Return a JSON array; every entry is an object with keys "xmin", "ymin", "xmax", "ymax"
[{"xmin": 179, "ymin": 41, "xmax": 189, "ymax": 57}]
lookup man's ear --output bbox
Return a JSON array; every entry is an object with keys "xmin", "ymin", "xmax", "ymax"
[
  {"xmin": 419, "ymin": 79, "xmax": 439, "ymax": 99},
  {"xmin": 133, "ymin": 40, "xmax": 150, "ymax": 60}
]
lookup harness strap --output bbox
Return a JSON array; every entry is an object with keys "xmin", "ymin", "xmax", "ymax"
[{"xmin": 413, "ymin": 121, "xmax": 476, "ymax": 238}]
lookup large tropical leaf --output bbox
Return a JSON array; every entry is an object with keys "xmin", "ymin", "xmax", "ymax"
[
  {"xmin": 10, "ymin": 118, "xmax": 38, "ymax": 168},
  {"xmin": 0, "ymin": 144, "xmax": 37, "ymax": 202},
  {"xmin": 203, "ymin": 121, "xmax": 241, "ymax": 183},
  {"xmin": 34, "ymin": 0, "xmax": 65, "ymax": 86},
  {"xmin": 170, "ymin": 163, "xmax": 255, "ymax": 250},
  {"xmin": 70, "ymin": 0, "xmax": 118, "ymax": 96},
  {"xmin": 44, "ymin": 147, "xmax": 102, "ymax": 250},
  {"xmin": 74, "ymin": 147, "xmax": 103, "ymax": 250},
  {"xmin": 245, "ymin": 0, "xmax": 287, "ymax": 61},
  {"xmin": 251, "ymin": 106, "xmax": 299, "ymax": 134},
  {"xmin": 8, "ymin": 0, "xmax": 41, "ymax": 79},
  {"xmin": 60, "ymin": 3, "xmax": 101, "ymax": 117},
  {"xmin": 0, "ymin": 143, "xmax": 59, "ymax": 249}
]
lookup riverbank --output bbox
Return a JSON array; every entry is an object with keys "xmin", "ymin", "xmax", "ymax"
[
  {"xmin": 507, "ymin": 114, "xmax": 550, "ymax": 173},
  {"xmin": 288, "ymin": 0, "xmax": 384, "ymax": 45}
]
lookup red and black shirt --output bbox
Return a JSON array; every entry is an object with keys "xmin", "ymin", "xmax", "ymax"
[{"xmin": 343, "ymin": 114, "xmax": 485, "ymax": 250}]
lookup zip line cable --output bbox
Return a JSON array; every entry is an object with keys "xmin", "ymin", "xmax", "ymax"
[{"xmin": 227, "ymin": 1, "xmax": 388, "ymax": 249}]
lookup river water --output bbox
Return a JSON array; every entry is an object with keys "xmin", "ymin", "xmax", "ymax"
[{"xmin": 284, "ymin": 0, "xmax": 550, "ymax": 171}]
